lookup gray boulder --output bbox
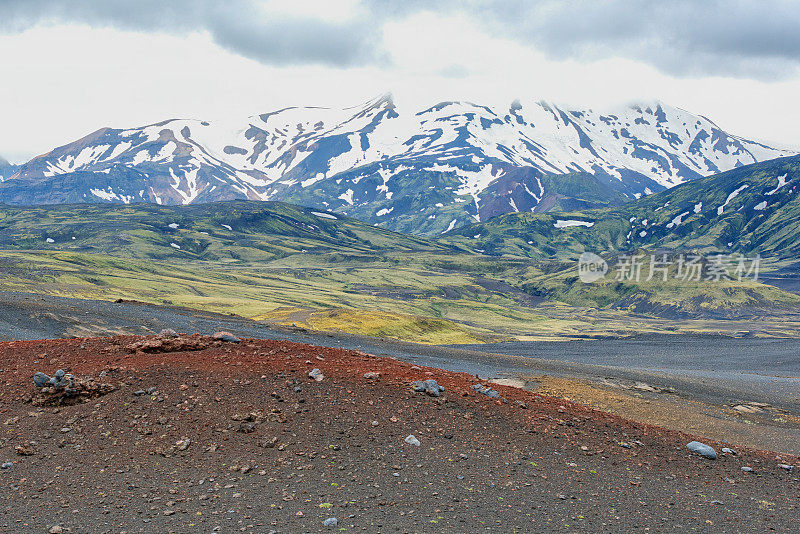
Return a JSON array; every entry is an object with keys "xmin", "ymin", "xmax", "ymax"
[
  {"xmin": 212, "ymin": 331, "xmax": 241, "ymax": 343},
  {"xmin": 412, "ymin": 379, "xmax": 445, "ymax": 397},
  {"xmin": 309, "ymin": 368, "xmax": 324, "ymax": 382},
  {"xmin": 686, "ymin": 441, "xmax": 717, "ymax": 460},
  {"xmin": 404, "ymin": 434, "xmax": 421, "ymax": 446},
  {"xmin": 33, "ymin": 372, "xmax": 51, "ymax": 388},
  {"xmin": 471, "ymin": 384, "xmax": 500, "ymax": 398}
]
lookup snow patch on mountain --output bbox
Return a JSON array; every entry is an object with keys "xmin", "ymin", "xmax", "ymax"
[
  {"xmin": 766, "ymin": 174, "xmax": 788, "ymax": 195},
  {"xmin": 718, "ymin": 185, "xmax": 749, "ymax": 215},
  {"xmin": 554, "ymin": 219, "xmax": 595, "ymax": 228}
]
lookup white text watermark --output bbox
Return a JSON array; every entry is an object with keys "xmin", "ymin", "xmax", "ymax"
[{"xmin": 578, "ymin": 252, "xmax": 761, "ymax": 283}]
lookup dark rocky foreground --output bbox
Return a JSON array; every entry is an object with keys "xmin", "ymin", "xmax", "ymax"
[{"xmin": 0, "ymin": 334, "xmax": 798, "ymax": 533}]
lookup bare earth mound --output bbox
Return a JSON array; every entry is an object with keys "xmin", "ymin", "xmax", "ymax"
[{"xmin": 0, "ymin": 335, "xmax": 798, "ymax": 533}]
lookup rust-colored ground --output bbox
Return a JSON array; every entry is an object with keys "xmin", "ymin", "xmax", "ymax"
[{"xmin": 0, "ymin": 334, "xmax": 798, "ymax": 533}]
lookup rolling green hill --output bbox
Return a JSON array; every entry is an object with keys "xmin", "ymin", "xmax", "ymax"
[
  {"xmin": 0, "ymin": 201, "xmax": 450, "ymax": 260},
  {"xmin": 1, "ymin": 188, "xmax": 799, "ymax": 342}
]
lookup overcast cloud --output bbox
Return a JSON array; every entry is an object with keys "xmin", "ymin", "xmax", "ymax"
[
  {"xmin": 2, "ymin": 0, "xmax": 799, "ymax": 78},
  {"xmin": 0, "ymin": 0, "xmax": 380, "ymax": 67},
  {"xmin": 1, "ymin": 0, "xmax": 800, "ymax": 161}
]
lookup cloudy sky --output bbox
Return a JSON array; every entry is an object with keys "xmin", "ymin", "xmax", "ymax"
[{"xmin": 2, "ymin": 0, "xmax": 799, "ymax": 162}]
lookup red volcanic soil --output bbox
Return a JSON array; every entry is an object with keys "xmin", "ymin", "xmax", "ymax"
[{"xmin": 0, "ymin": 334, "xmax": 798, "ymax": 533}]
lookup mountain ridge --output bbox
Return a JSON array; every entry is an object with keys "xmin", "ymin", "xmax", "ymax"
[
  {"xmin": 443, "ymin": 154, "xmax": 800, "ymax": 263},
  {"xmin": 0, "ymin": 155, "xmax": 18, "ymax": 183},
  {"xmin": 2, "ymin": 95, "xmax": 793, "ymax": 235}
]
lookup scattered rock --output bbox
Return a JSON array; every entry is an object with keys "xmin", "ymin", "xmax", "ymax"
[
  {"xmin": 721, "ymin": 447, "xmax": 736, "ymax": 455},
  {"xmin": 741, "ymin": 466, "xmax": 754, "ymax": 472},
  {"xmin": 471, "ymin": 384, "xmax": 500, "ymax": 398},
  {"xmin": 175, "ymin": 438, "xmax": 191, "ymax": 451},
  {"xmin": 363, "ymin": 372, "xmax": 381, "ymax": 379},
  {"xmin": 1, "ymin": 461, "xmax": 12, "ymax": 469},
  {"xmin": 686, "ymin": 441, "xmax": 717, "ymax": 460},
  {"xmin": 33, "ymin": 372, "xmax": 51, "ymax": 388},
  {"xmin": 159, "ymin": 328, "xmax": 179, "ymax": 338},
  {"xmin": 778, "ymin": 464, "xmax": 795, "ymax": 473},
  {"xmin": 404, "ymin": 434, "xmax": 421, "ymax": 447},
  {"xmin": 125, "ymin": 335, "xmax": 211, "ymax": 354},
  {"xmin": 31, "ymin": 375, "xmax": 116, "ymax": 407},
  {"xmin": 260, "ymin": 436, "xmax": 279, "ymax": 449},
  {"xmin": 633, "ymin": 381, "xmax": 657, "ymax": 392},
  {"xmin": 48, "ymin": 526, "xmax": 64, "ymax": 534},
  {"xmin": 212, "ymin": 331, "xmax": 241, "ymax": 343},
  {"xmin": 309, "ymin": 368, "xmax": 324, "ymax": 382},
  {"xmin": 237, "ymin": 421, "xmax": 256, "ymax": 433},
  {"xmin": 412, "ymin": 379, "xmax": 445, "ymax": 397},
  {"xmin": 323, "ymin": 517, "xmax": 338, "ymax": 528},
  {"xmin": 33, "ymin": 369, "xmax": 71, "ymax": 390},
  {"xmin": 14, "ymin": 443, "xmax": 35, "ymax": 456},
  {"xmin": 733, "ymin": 404, "xmax": 762, "ymax": 414}
]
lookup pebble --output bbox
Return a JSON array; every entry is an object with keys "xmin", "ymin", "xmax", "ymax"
[
  {"xmin": 741, "ymin": 466, "xmax": 754, "ymax": 472},
  {"xmin": 778, "ymin": 464, "xmax": 795, "ymax": 473},
  {"xmin": 159, "ymin": 328, "xmax": 178, "ymax": 337},
  {"xmin": 721, "ymin": 447, "xmax": 736, "ymax": 455},
  {"xmin": 14, "ymin": 444, "xmax": 35, "ymax": 456},
  {"xmin": 404, "ymin": 434, "xmax": 421, "ymax": 447},
  {"xmin": 48, "ymin": 527, "xmax": 64, "ymax": 534},
  {"xmin": 309, "ymin": 368, "xmax": 324, "ymax": 382},
  {"xmin": 363, "ymin": 372, "xmax": 381, "ymax": 379},
  {"xmin": 686, "ymin": 441, "xmax": 717, "ymax": 460},
  {"xmin": 1, "ymin": 462, "xmax": 12, "ymax": 469},
  {"xmin": 323, "ymin": 517, "xmax": 338, "ymax": 527}
]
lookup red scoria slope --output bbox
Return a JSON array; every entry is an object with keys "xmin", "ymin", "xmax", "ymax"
[{"xmin": 0, "ymin": 334, "xmax": 798, "ymax": 533}]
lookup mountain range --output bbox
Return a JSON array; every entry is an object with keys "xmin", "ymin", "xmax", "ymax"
[{"xmin": 1, "ymin": 95, "xmax": 793, "ymax": 235}]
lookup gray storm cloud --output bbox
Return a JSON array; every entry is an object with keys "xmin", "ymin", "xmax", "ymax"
[
  {"xmin": 0, "ymin": 0, "xmax": 380, "ymax": 67},
  {"xmin": 1, "ymin": 0, "xmax": 799, "ymax": 77},
  {"xmin": 476, "ymin": 0, "xmax": 800, "ymax": 78}
]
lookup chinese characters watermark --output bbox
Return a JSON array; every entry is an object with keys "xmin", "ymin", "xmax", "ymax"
[{"xmin": 578, "ymin": 253, "xmax": 761, "ymax": 283}]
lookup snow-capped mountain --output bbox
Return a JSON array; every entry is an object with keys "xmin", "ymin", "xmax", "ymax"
[
  {"xmin": 2, "ymin": 95, "xmax": 792, "ymax": 234},
  {"xmin": 445, "ymin": 154, "xmax": 800, "ymax": 262}
]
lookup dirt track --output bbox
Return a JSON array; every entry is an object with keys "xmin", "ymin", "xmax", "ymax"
[{"xmin": 0, "ymin": 334, "xmax": 798, "ymax": 533}]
